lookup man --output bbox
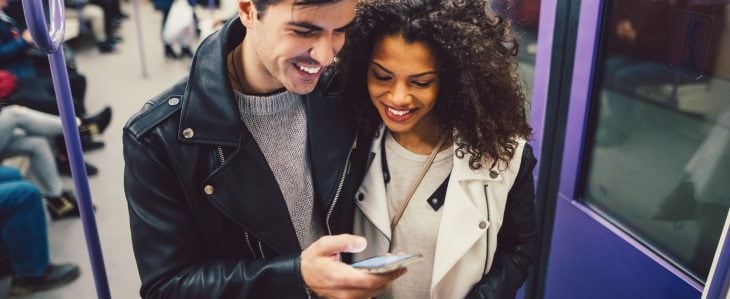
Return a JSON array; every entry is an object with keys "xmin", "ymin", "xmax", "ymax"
[
  {"xmin": 123, "ymin": 0, "xmax": 404, "ymax": 298},
  {"xmin": 0, "ymin": 166, "xmax": 80, "ymax": 295}
]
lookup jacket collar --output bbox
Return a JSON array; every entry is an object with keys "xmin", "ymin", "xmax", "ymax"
[
  {"xmin": 366, "ymin": 126, "xmax": 506, "ymax": 183},
  {"xmin": 451, "ymin": 150, "xmax": 504, "ymax": 183},
  {"xmin": 356, "ymin": 126, "xmax": 504, "ymax": 238},
  {"xmin": 178, "ymin": 19, "xmax": 244, "ymax": 147}
]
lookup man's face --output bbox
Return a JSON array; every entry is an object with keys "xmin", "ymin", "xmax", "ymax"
[{"xmin": 241, "ymin": 0, "xmax": 356, "ymax": 95}]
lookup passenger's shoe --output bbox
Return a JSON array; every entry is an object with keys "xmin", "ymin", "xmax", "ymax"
[
  {"xmin": 164, "ymin": 45, "xmax": 179, "ymax": 59},
  {"xmin": 80, "ymin": 106, "xmax": 112, "ymax": 137},
  {"xmin": 97, "ymin": 40, "xmax": 116, "ymax": 53},
  {"xmin": 10, "ymin": 263, "xmax": 80, "ymax": 296},
  {"xmin": 44, "ymin": 191, "xmax": 96, "ymax": 221},
  {"xmin": 180, "ymin": 46, "xmax": 194, "ymax": 59},
  {"xmin": 56, "ymin": 157, "xmax": 99, "ymax": 177},
  {"xmin": 45, "ymin": 191, "xmax": 81, "ymax": 220}
]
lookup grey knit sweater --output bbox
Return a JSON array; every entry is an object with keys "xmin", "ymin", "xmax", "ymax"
[{"xmin": 235, "ymin": 89, "xmax": 325, "ymax": 249}]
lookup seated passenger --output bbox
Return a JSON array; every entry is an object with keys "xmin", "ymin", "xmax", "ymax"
[
  {"xmin": 0, "ymin": 166, "xmax": 80, "ymax": 296},
  {"xmin": 85, "ymin": 0, "xmax": 127, "ymax": 53},
  {"xmin": 340, "ymin": 1, "xmax": 538, "ymax": 298},
  {"xmin": 65, "ymin": 0, "xmax": 117, "ymax": 53},
  {"xmin": 0, "ymin": 0, "xmax": 113, "ymax": 118},
  {"xmin": 0, "ymin": 105, "xmax": 104, "ymax": 220}
]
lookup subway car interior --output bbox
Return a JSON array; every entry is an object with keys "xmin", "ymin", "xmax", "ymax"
[{"xmin": 0, "ymin": 0, "xmax": 728, "ymax": 298}]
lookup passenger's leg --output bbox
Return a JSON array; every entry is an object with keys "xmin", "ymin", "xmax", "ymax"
[
  {"xmin": 0, "ymin": 181, "xmax": 80, "ymax": 295},
  {"xmin": 0, "ymin": 136, "xmax": 64, "ymax": 197},
  {"xmin": 0, "ymin": 110, "xmax": 20, "ymax": 151},
  {"xmin": 0, "ymin": 181, "xmax": 49, "ymax": 277},
  {"xmin": 2, "ymin": 107, "xmax": 63, "ymax": 138},
  {"xmin": 0, "ymin": 167, "xmax": 23, "ymax": 185},
  {"xmin": 161, "ymin": 6, "xmax": 178, "ymax": 59},
  {"xmin": 0, "ymin": 137, "xmax": 87, "ymax": 220}
]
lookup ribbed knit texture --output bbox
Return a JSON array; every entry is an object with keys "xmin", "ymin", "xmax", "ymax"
[{"xmin": 235, "ymin": 89, "xmax": 324, "ymax": 249}]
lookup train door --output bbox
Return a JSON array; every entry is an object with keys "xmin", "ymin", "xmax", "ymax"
[{"xmin": 540, "ymin": 0, "xmax": 730, "ymax": 298}]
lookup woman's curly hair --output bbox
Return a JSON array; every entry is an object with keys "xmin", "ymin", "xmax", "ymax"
[{"xmin": 339, "ymin": 0, "xmax": 532, "ymax": 170}]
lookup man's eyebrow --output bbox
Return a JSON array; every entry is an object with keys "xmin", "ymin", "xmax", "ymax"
[
  {"xmin": 287, "ymin": 21, "xmax": 323, "ymax": 31},
  {"xmin": 372, "ymin": 61, "xmax": 437, "ymax": 78}
]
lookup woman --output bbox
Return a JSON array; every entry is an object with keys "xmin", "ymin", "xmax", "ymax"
[{"xmin": 340, "ymin": 0, "xmax": 538, "ymax": 298}]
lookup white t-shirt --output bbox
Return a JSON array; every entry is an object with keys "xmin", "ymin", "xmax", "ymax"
[{"xmin": 383, "ymin": 132, "xmax": 454, "ymax": 299}]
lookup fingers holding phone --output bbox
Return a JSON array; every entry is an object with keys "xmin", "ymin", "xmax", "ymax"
[{"xmin": 300, "ymin": 234, "xmax": 406, "ymax": 299}]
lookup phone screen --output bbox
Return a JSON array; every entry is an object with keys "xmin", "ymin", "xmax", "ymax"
[{"xmin": 351, "ymin": 254, "xmax": 421, "ymax": 272}]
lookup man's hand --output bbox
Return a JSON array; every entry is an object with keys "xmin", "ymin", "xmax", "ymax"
[{"xmin": 301, "ymin": 234, "xmax": 406, "ymax": 299}]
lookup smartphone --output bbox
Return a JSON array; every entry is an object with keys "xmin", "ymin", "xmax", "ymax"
[{"xmin": 350, "ymin": 254, "xmax": 422, "ymax": 274}]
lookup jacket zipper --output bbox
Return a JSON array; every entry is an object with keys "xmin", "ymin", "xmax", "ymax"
[
  {"xmin": 216, "ymin": 146, "xmax": 226, "ymax": 165},
  {"xmin": 324, "ymin": 133, "xmax": 358, "ymax": 235}
]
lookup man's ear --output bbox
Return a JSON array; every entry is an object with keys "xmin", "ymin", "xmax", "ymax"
[{"xmin": 238, "ymin": 0, "xmax": 256, "ymax": 28}]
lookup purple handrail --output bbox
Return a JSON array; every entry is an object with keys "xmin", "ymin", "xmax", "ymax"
[{"xmin": 20, "ymin": 0, "xmax": 111, "ymax": 298}]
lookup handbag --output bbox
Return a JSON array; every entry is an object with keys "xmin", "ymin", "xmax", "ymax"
[
  {"xmin": 0, "ymin": 70, "xmax": 17, "ymax": 99},
  {"xmin": 162, "ymin": 0, "xmax": 196, "ymax": 46}
]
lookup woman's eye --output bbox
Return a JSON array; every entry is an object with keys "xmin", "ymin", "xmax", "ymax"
[
  {"xmin": 372, "ymin": 72, "xmax": 391, "ymax": 81},
  {"xmin": 413, "ymin": 81, "xmax": 433, "ymax": 88}
]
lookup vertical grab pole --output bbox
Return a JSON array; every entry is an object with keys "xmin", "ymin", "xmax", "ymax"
[
  {"xmin": 131, "ymin": 0, "xmax": 148, "ymax": 78},
  {"xmin": 21, "ymin": 0, "xmax": 112, "ymax": 297}
]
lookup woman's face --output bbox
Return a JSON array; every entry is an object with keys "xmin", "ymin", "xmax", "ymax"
[{"xmin": 367, "ymin": 34, "xmax": 440, "ymax": 137}]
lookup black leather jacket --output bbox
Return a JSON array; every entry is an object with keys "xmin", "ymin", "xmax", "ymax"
[{"xmin": 123, "ymin": 19, "xmax": 369, "ymax": 298}]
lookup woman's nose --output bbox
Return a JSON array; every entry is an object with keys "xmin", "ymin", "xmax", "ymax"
[{"xmin": 388, "ymin": 82, "xmax": 411, "ymax": 106}]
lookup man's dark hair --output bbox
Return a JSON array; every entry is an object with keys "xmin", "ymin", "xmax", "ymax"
[
  {"xmin": 253, "ymin": 0, "xmax": 345, "ymax": 18},
  {"xmin": 339, "ymin": 0, "xmax": 533, "ymax": 170}
]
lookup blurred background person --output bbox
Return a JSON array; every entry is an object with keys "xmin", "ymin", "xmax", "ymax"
[
  {"xmin": 0, "ymin": 105, "xmax": 106, "ymax": 220},
  {"xmin": 0, "ymin": 165, "xmax": 80, "ymax": 296}
]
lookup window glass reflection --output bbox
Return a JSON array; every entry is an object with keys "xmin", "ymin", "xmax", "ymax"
[{"xmin": 586, "ymin": 0, "xmax": 730, "ymax": 281}]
